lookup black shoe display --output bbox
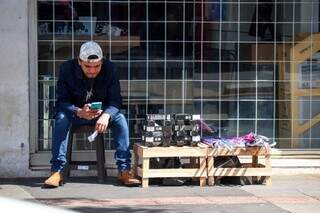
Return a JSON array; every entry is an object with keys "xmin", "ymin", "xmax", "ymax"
[{"xmin": 142, "ymin": 114, "xmax": 201, "ymax": 147}]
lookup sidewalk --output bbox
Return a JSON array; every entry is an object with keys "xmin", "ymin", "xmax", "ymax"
[{"xmin": 1, "ymin": 174, "xmax": 320, "ymax": 213}]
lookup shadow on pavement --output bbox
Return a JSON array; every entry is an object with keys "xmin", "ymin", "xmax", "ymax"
[
  {"xmin": 70, "ymin": 206, "xmax": 183, "ymax": 213},
  {"xmin": 0, "ymin": 177, "xmax": 128, "ymax": 188}
]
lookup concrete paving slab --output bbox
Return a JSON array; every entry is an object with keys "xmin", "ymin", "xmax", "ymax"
[
  {"xmin": 1, "ymin": 175, "xmax": 320, "ymax": 213},
  {"xmin": 7, "ymin": 177, "xmax": 252, "ymax": 200},
  {"xmin": 0, "ymin": 185, "xmax": 34, "ymax": 200}
]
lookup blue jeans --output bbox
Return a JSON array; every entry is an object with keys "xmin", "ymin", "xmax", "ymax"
[{"xmin": 50, "ymin": 112, "xmax": 131, "ymax": 172}]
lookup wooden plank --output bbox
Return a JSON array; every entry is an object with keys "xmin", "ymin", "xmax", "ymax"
[
  {"xmin": 207, "ymin": 156, "xmax": 214, "ymax": 185},
  {"xmin": 142, "ymin": 147, "xmax": 207, "ymax": 158},
  {"xmin": 133, "ymin": 150, "xmax": 139, "ymax": 177},
  {"xmin": 265, "ymin": 154, "xmax": 272, "ymax": 185},
  {"xmin": 207, "ymin": 177, "xmax": 214, "ymax": 186},
  {"xmin": 134, "ymin": 143, "xmax": 144, "ymax": 157},
  {"xmin": 208, "ymin": 147, "xmax": 270, "ymax": 156},
  {"xmin": 265, "ymin": 155, "xmax": 271, "ymax": 168},
  {"xmin": 137, "ymin": 166, "xmax": 143, "ymax": 178},
  {"xmin": 143, "ymin": 168, "xmax": 207, "ymax": 178},
  {"xmin": 199, "ymin": 157, "xmax": 206, "ymax": 172},
  {"xmin": 207, "ymin": 156, "xmax": 214, "ymax": 175},
  {"xmin": 199, "ymin": 157, "xmax": 207, "ymax": 186},
  {"xmin": 252, "ymin": 156, "xmax": 258, "ymax": 166},
  {"xmin": 142, "ymin": 178, "xmax": 149, "ymax": 188},
  {"xmin": 212, "ymin": 168, "xmax": 271, "ymax": 176},
  {"xmin": 133, "ymin": 143, "xmax": 138, "ymax": 154},
  {"xmin": 190, "ymin": 157, "xmax": 197, "ymax": 167},
  {"xmin": 252, "ymin": 156, "xmax": 258, "ymax": 183},
  {"xmin": 133, "ymin": 144, "xmax": 208, "ymax": 187},
  {"xmin": 141, "ymin": 157, "xmax": 150, "ymax": 188},
  {"xmin": 200, "ymin": 177, "xmax": 207, "ymax": 186},
  {"xmin": 241, "ymin": 163, "xmax": 265, "ymax": 168},
  {"xmin": 265, "ymin": 177, "xmax": 272, "ymax": 186},
  {"xmin": 142, "ymin": 158, "xmax": 150, "ymax": 177}
]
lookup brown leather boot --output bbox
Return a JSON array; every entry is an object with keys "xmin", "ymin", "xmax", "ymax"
[
  {"xmin": 118, "ymin": 171, "xmax": 141, "ymax": 186},
  {"xmin": 43, "ymin": 172, "xmax": 64, "ymax": 188}
]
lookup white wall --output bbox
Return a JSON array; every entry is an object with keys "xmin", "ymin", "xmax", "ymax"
[{"xmin": 0, "ymin": 0, "xmax": 34, "ymax": 178}]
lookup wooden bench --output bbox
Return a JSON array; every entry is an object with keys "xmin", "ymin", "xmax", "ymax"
[
  {"xmin": 207, "ymin": 146, "xmax": 272, "ymax": 186},
  {"xmin": 133, "ymin": 143, "xmax": 208, "ymax": 188}
]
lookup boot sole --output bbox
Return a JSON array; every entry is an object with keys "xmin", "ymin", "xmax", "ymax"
[
  {"xmin": 117, "ymin": 179, "xmax": 141, "ymax": 186},
  {"xmin": 42, "ymin": 180, "xmax": 64, "ymax": 189},
  {"xmin": 42, "ymin": 183, "xmax": 59, "ymax": 189}
]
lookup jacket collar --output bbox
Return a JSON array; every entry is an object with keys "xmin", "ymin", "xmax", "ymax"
[{"xmin": 75, "ymin": 61, "xmax": 84, "ymax": 79}]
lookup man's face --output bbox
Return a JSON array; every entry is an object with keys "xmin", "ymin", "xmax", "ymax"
[{"xmin": 79, "ymin": 59, "xmax": 102, "ymax": 79}]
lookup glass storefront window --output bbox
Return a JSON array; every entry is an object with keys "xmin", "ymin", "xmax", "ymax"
[{"xmin": 37, "ymin": 0, "xmax": 320, "ymax": 150}]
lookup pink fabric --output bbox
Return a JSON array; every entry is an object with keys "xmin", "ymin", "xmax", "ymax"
[{"xmin": 239, "ymin": 132, "xmax": 255, "ymax": 143}]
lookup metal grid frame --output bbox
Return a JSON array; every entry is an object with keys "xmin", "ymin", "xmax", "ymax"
[{"xmin": 36, "ymin": 0, "xmax": 320, "ymax": 151}]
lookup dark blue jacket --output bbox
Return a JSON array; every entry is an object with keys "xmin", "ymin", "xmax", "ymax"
[{"xmin": 56, "ymin": 59, "xmax": 122, "ymax": 119}]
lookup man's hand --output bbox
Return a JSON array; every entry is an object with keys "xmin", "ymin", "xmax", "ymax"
[
  {"xmin": 76, "ymin": 104, "xmax": 102, "ymax": 120},
  {"xmin": 96, "ymin": 113, "xmax": 110, "ymax": 133}
]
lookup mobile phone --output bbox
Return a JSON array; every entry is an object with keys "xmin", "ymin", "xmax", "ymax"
[{"xmin": 89, "ymin": 102, "xmax": 102, "ymax": 110}]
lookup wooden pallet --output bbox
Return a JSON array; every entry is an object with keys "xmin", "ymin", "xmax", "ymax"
[
  {"xmin": 133, "ymin": 143, "xmax": 208, "ymax": 188},
  {"xmin": 207, "ymin": 146, "xmax": 272, "ymax": 186}
]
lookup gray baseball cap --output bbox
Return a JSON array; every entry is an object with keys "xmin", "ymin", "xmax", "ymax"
[{"xmin": 79, "ymin": 41, "xmax": 103, "ymax": 62}]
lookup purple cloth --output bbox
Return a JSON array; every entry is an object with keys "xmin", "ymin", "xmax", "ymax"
[
  {"xmin": 196, "ymin": 120, "xmax": 214, "ymax": 133},
  {"xmin": 201, "ymin": 137, "xmax": 220, "ymax": 146},
  {"xmin": 201, "ymin": 132, "xmax": 256, "ymax": 147}
]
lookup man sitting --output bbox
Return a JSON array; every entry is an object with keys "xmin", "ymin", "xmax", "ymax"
[{"xmin": 43, "ymin": 41, "xmax": 140, "ymax": 187}]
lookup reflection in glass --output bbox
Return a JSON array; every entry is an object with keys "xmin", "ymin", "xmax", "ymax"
[
  {"xmin": 220, "ymin": 120, "xmax": 237, "ymax": 137},
  {"xmin": 257, "ymin": 63, "xmax": 274, "ymax": 80},
  {"xmin": 92, "ymin": 2, "xmax": 109, "ymax": 21},
  {"xmin": 166, "ymin": 100, "xmax": 183, "ymax": 115},
  {"xmin": 38, "ymin": 41, "xmax": 53, "ymax": 60},
  {"xmin": 130, "ymin": 62, "xmax": 146, "ymax": 80},
  {"xmin": 38, "ymin": 61, "xmax": 53, "ymax": 77},
  {"xmin": 148, "ymin": 62, "xmax": 164, "ymax": 79},
  {"xmin": 239, "ymin": 101, "xmax": 256, "ymax": 119},
  {"xmin": 258, "ymin": 81, "xmax": 274, "ymax": 100},
  {"xmin": 166, "ymin": 62, "xmax": 183, "ymax": 79},
  {"xmin": 238, "ymin": 82, "xmax": 256, "ymax": 100},
  {"xmin": 257, "ymin": 120, "xmax": 273, "ymax": 138},
  {"xmin": 166, "ymin": 81, "xmax": 182, "ymax": 99},
  {"xmin": 38, "ymin": 119, "xmax": 53, "ymax": 150},
  {"xmin": 239, "ymin": 120, "xmax": 255, "ymax": 136},
  {"xmin": 257, "ymin": 101, "xmax": 274, "ymax": 119},
  {"xmin": 202, "ymin": 62, "xmax": 219, "ymax": 80},
  {"xmin": 37, "ymin": 0, "xmax": 320, "ymax": 150},
  {"xmin": 148, "ymin": 81, "xmax": 164, "ymax": 99},
  {"xmin": 38, "ymin": 21, "xmax": 53, "ymax": 40},
  {"xmin": 239, "ymin": 62, "xmax": 255, "ymax": 80},
  {"xmin": 203, "ymin": 82, "xmax": 219, "ymax": 99},
  {"xmin": 129, "ymin": 81, "xmax": 146, "ymax": 99},
  {"xmin": 38, "ymin": 1, "xmax": 53, "ymax": 20},
  {"xmin": 203, "ymin": 101, "xmax": 219, "ymax": 120},
  {"xmin": 55, "ymin": 41, "xmax": 72, "ymax": 60}
]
